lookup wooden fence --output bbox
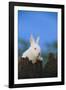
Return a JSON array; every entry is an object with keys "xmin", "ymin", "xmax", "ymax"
[{"xmin": 18, "ymin": 53, "xmax": 57, "ymax": 79}]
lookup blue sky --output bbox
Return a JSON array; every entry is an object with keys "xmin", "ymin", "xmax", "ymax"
[{"xmin": 18, "ymin": 10, "xmax": 57, "ymax": 52}]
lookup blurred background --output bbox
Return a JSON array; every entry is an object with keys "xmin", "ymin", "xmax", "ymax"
[{"xmin": 18, "ymin": 10, "xmax": 58, "ymax": 78}]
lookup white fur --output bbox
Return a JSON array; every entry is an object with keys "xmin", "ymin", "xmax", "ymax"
[{"xmin": 22, "ymin": 35, "xmax": 43, "ymax": 64}]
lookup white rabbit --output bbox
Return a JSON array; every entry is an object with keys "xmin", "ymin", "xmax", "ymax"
[{"xmin": 22, "ymin": 35, "xmax": 43, "ymax": 64}]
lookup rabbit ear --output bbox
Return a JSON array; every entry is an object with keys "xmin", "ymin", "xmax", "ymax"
[
  {"xmin": 36, "ymin": 37, "xmax": 40, "ymax": 44},
  {"xmin": 30, "ymin": 34, "xmax": 35, "ymax": 46}
]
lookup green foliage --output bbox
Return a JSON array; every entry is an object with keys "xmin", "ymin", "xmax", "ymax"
[
  {"xmin": 45, "ymin": 41, "xmax": 57, "ymax": 54},
  {"xmin": 41, "ymin": 41, "xmax": 57, "ymax": 66},
  {"xmin": 18, "ymin": 38, "xmax": 29, "ymax": 57}
]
